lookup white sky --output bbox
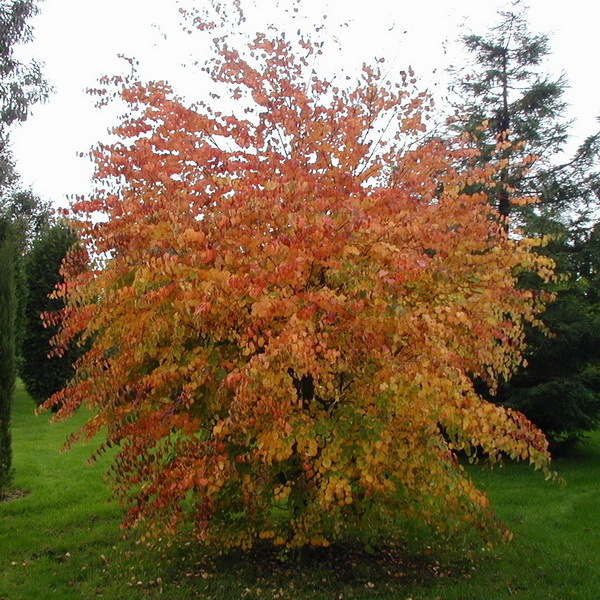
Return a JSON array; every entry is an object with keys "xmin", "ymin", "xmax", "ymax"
[{"xmin": 8, "ymin": 0, "xmax": 600, "ymax": 208}]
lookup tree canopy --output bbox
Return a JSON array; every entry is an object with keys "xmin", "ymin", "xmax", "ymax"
[{"xmin": 44, "ymin": 5, "xmax": 556, "ymax": 551}]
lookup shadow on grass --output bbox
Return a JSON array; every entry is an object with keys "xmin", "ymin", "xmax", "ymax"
[
  {"xmin": 140, "ymin": 537, "xmax": 479, "ymax": 599},
  {"xmin": 0, "ymin": 488, "xmax": 30, "ymax": 502}
]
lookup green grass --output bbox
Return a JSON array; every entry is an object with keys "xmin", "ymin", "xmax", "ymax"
[{"xmin": 2, "ymin": 380, "xmax": 600, "ymax": 599}]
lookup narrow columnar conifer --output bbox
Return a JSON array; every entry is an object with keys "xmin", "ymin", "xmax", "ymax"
[{"xmin": 0, "ymin": 218, "xmax": 16, "ymax": 493}]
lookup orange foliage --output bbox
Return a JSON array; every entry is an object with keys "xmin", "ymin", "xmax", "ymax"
[{"xmin": 45, "ymin": 8, "xmax": 555, "ymax": 551}]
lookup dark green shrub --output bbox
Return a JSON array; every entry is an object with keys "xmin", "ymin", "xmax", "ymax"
[
  {"xmin": 21, "ymin": 223, "xmax": 80, "ymax": 406},
  {"xmin": 0, "ymin": 217, "xmax": 16, "ymax": 492},
  {"xmin": 498, "ymin": 227, "xmax": 600, "ymax": 452}
]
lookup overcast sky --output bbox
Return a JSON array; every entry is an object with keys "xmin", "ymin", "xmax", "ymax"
[{"xmin": 8, "ymin": 0, "xmax": 600, "ymax": 207}]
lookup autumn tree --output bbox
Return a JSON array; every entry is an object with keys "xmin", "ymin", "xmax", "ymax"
[{"xmin": 45, "ymin": 5, "xmax": 555, "ymax": 551}]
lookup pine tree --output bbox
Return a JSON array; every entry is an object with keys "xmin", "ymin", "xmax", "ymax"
[
  {"xmin": 449, "ymin": 3, "xmax": 600, "ymax": 450},
  {"xmin": 449, "ymin": 2, "xmax": 571, "ymax": 222}
]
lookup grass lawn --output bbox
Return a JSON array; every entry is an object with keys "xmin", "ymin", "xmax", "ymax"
[{"xmin": 1, "ymin": 380, "xmax": 599, "ymax": 599}]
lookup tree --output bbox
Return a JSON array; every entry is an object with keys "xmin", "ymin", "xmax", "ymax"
[
  {"xmin": 21, "ymin": 222, "xmax": 80, "ymax": 406},
  {"xmin": 0, "ymin": 0, "xmax": 48, "ymax": 494},
  {"xmin": 1, "ymin": 0, "xmax": 50, "ymax": 204},
  {"xmin": 45, "ymin": 7, "xmax": 555, "ymax": 551},
  {"xmin": 1, "ymin": 0, "xmax": 51, "ymax": 372},
  {"xmin": 3, "ymin": 189, "xmax": 53, "ymax": 244},
  {"xmin": 449, "ymin": 2, "xmax": 571, "ymax": 223},
  {"xmin": 449, "ymin": 4, "xmax": 600, "ymax": 449},
  {"xmin": 1, "ymin": 190, "xmax": 53, "ymax": 372},
  {"xmin": 0, "ymin": 1, "xmax": 48, "ymax": 128},
  {"xmin": 0, "ymin": 217, "xmax": 16, "ymax": 493},
  {"xmin": 1, "ymin": 0, "xmax": 49, "ymax": 192}
]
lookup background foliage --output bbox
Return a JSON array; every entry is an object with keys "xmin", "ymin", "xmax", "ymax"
[
  {"xmin": 0, "ymin": 0, "xmax": 49, "ymax": 493},
  {"xmin": 449, "ymin": 5, "xmax": 600, "ymax": 449},
  {"xmin": 21, "ymin": 222, "xmax": 81, "ymax": 406}
]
